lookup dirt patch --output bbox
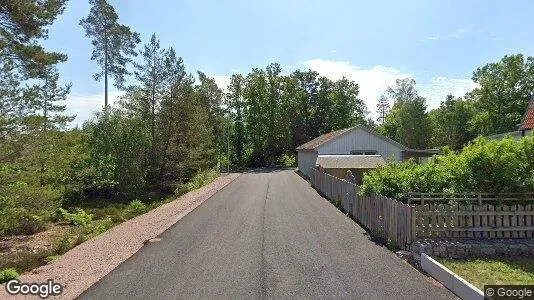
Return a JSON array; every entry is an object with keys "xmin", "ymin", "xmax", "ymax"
[
  {"xmin": 0, "ymin": 225, "xmax": 70, "ymax": 271},
  {"xmin": 0, "ymin": 173, "xmax": 241, "ymax": 299}
]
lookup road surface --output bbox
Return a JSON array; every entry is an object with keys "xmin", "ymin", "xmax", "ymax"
[{"xmin": 79, "ymin": 169, "xmax": 454, "ymax": 299}]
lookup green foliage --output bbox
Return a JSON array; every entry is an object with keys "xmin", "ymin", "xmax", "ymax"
[
  {"xmin": 54, "ymin": 208, "xmax": 93, "ymax": 227},
  {"xmin": 82, "ymin": 216, "xmax": 114, "ymax": 238},
  {"xmin": 175, "ymin": 169, "xmax": 219, "ymax": 196},
  {"xmin": 468, "ymin": 54, "xmax": 534, "ymax": 136},
  {"xmin": 361, "ymin": 135, "xmax": 534, "ymax": 200},
  {"xmin": 0, "ymin": 0, "xmax": 68, "ymax": 77},
  {"xmin": 276, "ymin": 154, "xmax": 296, "ymax": 167},
  {"xmin": 380, "ymin": 78, "xmax": 431, "ymax": 149},
  {"xmin": 80, "ymin": 0, "xmax": 140, "ymax": 104},
  {"xmin": 0, "ymin": 196, "xmax": 47, "ymax": 235},
  {"xmin": 125, "ymin": 200, "xmax": 147, "ymax": 217},
  {"xmin": 227, "ymin": 66, "xmax": 367, "ymax": 167},
  {"xmin": 429, "ymin": 95, "xmax": 476, "ymax": 149},
  {"xmin": 0, "ymin": 268, "xmax": 19, "ymax": 283},
  {"xmin": 53, "ymin": 233, "xmax": 74, "ymax": 254}
]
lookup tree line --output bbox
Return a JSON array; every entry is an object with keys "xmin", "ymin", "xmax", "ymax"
[
  {"xmin": 1, "ymin": 0, "xmax": 534, "ymax": 224},
  {"xmin": 376, "ymin": 54, "xmax": 534, "ymax": 150}
]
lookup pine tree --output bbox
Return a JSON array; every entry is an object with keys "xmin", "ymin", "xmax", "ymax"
[
  {"xmin": 32, "ymin": 67, "xmax": 73, "ymax": 132},
  {"xmin": 0, "ymin": 0, "xmax": 68, "ymax": 77},
  {"xmin": 376, "ymin": 95, "xmax": 390, "ymax": 124},
  {"xmin": 80, "ymin": 0, "xmax": 140, "ymax": 107},
  {"xmin": 134, "ymin": 33, "xmax": 166, "ymax": 180}
]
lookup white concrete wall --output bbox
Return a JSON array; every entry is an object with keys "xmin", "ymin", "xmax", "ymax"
[
  {"xmin": 316, "ymin": 127, "xmax": 404, "ymax": 161},
  {"xmin": 421, "ymin": 254, "xmax": 484, "ymax": 300},
  {"xmin": 297, "ymin": 151, "xmax": 318, "ymax": 177}
]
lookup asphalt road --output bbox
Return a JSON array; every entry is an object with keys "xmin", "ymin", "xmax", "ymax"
[{"xmin": 79, "ymin": 169, "xmax": 455, "ymax": 300}]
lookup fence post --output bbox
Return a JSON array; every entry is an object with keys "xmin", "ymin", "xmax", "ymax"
[
  {"xmin": 411, "ymin": 205, "xmax": 416, "ymax": 245},
  {"xmin": 478, "ymin": 193, "xmax": 482, "ymax": 206}
]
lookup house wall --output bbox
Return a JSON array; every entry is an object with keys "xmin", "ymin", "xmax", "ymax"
[
  {"xmin": 297, "ymin": 151, "xmax": 318, "ymax": 177},
  {"xmin": 316, "ymin": 128, "xmax": 404, "ymax": 161},
  {"xmin": 323, "ymin": 168, "xmax": 371, "ymax": 185}
]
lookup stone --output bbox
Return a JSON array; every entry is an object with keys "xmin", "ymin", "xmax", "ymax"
[
  {"xmin": 396, "ymin": 250, "xmax": 412, "ymax": 259},
  {"xmin": 481, "ymin": 247, "xmax": 496, "ymax": 256}
]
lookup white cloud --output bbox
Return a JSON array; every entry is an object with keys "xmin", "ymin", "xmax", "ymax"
[
  {"xmin": 302, "ymin": 59, "xmax": 412, "ymax": 118},
  {"xmin": 209, "ymin": 74, "xmax": 232, "ymax": 91},
  {"xmin": 426, "ymin": 26, "xmax": 481, "ymax": 42},
  {"xmin": 418, "ymin": 77, "xmax": 478, "ymax": 109},
  {"xmin": 65, "ymin": 90, "xmax": 124, "ymax": 126},
  {"xmin": 301, "ymin": 59, "xmax": 477, "ymax": 119}
]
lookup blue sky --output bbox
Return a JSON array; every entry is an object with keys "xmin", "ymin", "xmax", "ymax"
[{"xmin": 42, "ymin": 0, "xmax": 534, "ymax": 124}]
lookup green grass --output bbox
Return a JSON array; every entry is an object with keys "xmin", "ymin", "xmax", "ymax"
[{"xmin": 439, "ymin": 257, "xmax": 534, "ymax": 290}]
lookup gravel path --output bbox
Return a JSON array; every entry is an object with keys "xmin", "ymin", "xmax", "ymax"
[{"xmin": 0, "ymin": 173, "xmax": 240, "ymax": 300}]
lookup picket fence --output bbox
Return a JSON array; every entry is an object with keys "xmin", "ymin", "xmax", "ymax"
[
  {"xmin": 310, "ymin": 168, "xmax": 415, "ymax": 250},
  {"xmin": 309, "ymin": 168, "xmax": 534, "ymax": 249}
]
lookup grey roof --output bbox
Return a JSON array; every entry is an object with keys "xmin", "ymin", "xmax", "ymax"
[
  {"xmin": 296, "ymin": 124, "xmax": 408, "ymax": 151},
  {"xmin": 316, "ymin": 155, "xmax": 386, "ymax": 169},
  {"xmin": 295, "ymin": 127, "xmax": 352, "ymax": 150}
]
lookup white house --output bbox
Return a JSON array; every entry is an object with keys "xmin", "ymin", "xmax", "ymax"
[{"xmin": 296, "ymin": 124, "xmax": 408, "ymax": 179}]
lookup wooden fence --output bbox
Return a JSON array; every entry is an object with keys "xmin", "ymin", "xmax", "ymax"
[
  {"xmin": 310, "ymin": 168, "xmax": 415, "ymax": 250},
  {"xmin": 407, "ymin": 192, "xmax": 534, "ymax": 205},
  {"xmin": 416, "ymin": 204, "xmax": 534, "ymax": 238},
  {"xmin": 309, "ymin": 168, "xmax": 534, "ymax": 248}
]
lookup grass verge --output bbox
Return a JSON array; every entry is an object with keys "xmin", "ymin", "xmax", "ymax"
[{"xmin": 439, "ymin": 257, "xmax": 534, "ymax": 290}]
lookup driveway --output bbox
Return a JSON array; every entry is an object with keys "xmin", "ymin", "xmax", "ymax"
[{"xmin": 79, "ymin": 169, "xmax": 454, "ymax": 299}]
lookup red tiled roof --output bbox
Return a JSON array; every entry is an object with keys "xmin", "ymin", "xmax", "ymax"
[
  {"xmin": 521, "ymin": 96, "xmax": 534, "ymax": 131},
  {"xmin": 296, "ymin": 127, "xmax": 352, "ymax": 150}
]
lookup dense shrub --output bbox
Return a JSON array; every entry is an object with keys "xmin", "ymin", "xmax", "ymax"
[
  {"xmin": 175, "ymin": 169, "xmax": 219, "ymax": 196},
  {"xmin": 125, "ymin": 200, "xmax": 147, "ymax": 218},
  {"xmin": 54, "ymin": 208, "xmax": 93, "ymax": 226},
  {"xmin": 361, "ymin": 135, "xmax": 534, "ymax": 201},
  {"xmin": 0, "ymin": 197, "xmax": 47, "ymax": 235},
  {"xmin": 276, "ymin": 154, "xmax": 296, "ymax": 167},
  {"xmin": 0, "ymin": 268, "xmax": 19, "ymax": 283},
  {"xmin": 82, "ymin": 216, "xmax": 114, "ymax": 238}
]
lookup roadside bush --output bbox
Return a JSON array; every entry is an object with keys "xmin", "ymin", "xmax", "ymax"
[
  {"xmin": 88, "ymin": 204, "xmax": 126, "ymax": 223},
  {"xmin": 361, "ymin": 135, "xmax": 534, "ymax": 201},
  {"xmin": 0, "ymin": 268, "xmax": 19, "ymax": 283},
  {"xmin": 125, "ymin": 200, "xmax": 147, "ymax": 218},
  {"xmin": 276, "ymin": 154, "xmax": 296, "ymax": 167},
  {"xmin": 83, "ymin": 216, "xmax": 114, "ymax": 238},
  {"xmin": 0, "ymin": 197, "xmax": 47, "ymax": 236},
  {"xmin": 54, "ymin": 208, "xmax": 93, "ymax": 226},
  {"xmin": 175, "ymin": 169, "xmax": 219, "ymax": 196},
  {"xmin": 53, "ymin": 233, "xmax": 74, "ymax": 254}
]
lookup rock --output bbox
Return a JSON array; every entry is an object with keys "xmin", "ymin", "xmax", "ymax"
[{"xmin": 481, "ymin": 247, "xmax": 496, "ymax": 256}]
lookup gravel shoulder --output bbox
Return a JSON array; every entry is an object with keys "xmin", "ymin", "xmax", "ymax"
[{"xmin": 0, "ymin": 173, "xmax": 240, "ymax": 300}]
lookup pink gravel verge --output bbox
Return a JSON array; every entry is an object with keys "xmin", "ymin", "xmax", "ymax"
[{"xmin": 1, "ymin": 173, "xmax": 241, "ymax": 299}]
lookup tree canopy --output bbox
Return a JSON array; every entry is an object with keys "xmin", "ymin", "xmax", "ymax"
[{"xmin": 0, "ymin": 0, "xmax": 68, "ymax": 77}]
